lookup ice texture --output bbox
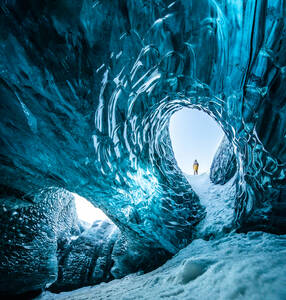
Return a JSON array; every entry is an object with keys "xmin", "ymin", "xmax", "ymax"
[
  {"xmin": 50, "ymin": 219, "xmax": 118, "ymax": 292},
  {"xmin": 0, "ymin": 189, "xmax": 79, "ymax": 296},
  {"xmin": 50, "ymin": 218, "xmax": 169, "ymax": 292},
  {"xmin": 39, "ymin": 232, "xmax": 286, "ymax": 300},
  {"xmin": 0, "ymin": 0, "xmax": 286, "ymax": 295},
  {"xmin": 210, "ymin": 136, "xmax": 237, "ymax": 185}
]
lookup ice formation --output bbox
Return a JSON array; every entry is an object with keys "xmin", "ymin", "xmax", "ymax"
[
  {"xmin": 0, "ymin": 0, "xmax": 285, "ymax": 297},
  {"xmin": 210, "ymin": 136, "xmax": 237, "ymax": 185},
  {"xmin": 40, "ymin": 231, "xmax": 286, "ymax": 300},
  {"xmin": 0, "ymin": 189, "xmax": 80, "ymax": 295}
]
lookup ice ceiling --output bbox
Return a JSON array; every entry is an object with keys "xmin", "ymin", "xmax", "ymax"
[{"xmin": 0, "ymin": 0, "xmax": 286, "ymax": 296}]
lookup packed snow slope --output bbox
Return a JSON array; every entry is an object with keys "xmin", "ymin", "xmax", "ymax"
[
  {"xmin": 186, "ymin": 173, "xmax": 236, "ymax": 238},
  {"xmin": 0, "ymin": 0, "xmax": 286, "ymax": 296},
  {"xmin": 39, "ymin": 232, "xmax": 286, "ymax": 300}
]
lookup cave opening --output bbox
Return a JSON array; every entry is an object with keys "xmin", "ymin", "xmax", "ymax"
[
  {"xmin": 1, "ymin": 0, "xmax": 285, "ymax": 297},
  {"xmin": 169, "ymin": 107, "xmax": 225, "ymax": 175},
  {"xmin": 73, "ymin": 193, "xmax": 109, "ymax": 225}
]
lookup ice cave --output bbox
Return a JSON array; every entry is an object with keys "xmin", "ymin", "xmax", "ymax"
[{"xmin": 0, "ymin": 0, "xmax": 285, "ymax": 299}]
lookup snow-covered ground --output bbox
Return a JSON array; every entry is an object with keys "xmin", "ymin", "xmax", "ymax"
[
  {"xmin": 39, "ymin": 232, "xmax": 286, "ymax": 300},
  {"xmin": 186, "ymin": 173, "xmax": 236, "ymax": 237},
  {"xmin": 38, "ymin": 174, "xmax": 286, "ymax": 300}
]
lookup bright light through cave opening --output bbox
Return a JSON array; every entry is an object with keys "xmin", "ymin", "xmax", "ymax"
[
  {"xmin": 169, "ymin": 108, "xmax": 224, "ymax": 175},
  {"xmin": 73, "ymin": 193, "xmax": 109, "ymax": 225}
]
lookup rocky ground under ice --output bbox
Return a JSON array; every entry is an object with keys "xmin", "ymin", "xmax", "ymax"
[{"xmin": 38, "ymin": 175, "xmax": 286, "ymax": 300}]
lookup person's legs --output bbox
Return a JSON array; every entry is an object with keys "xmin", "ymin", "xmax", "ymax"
[{"xmin": 193, "ymin": 166, "xmax": 198, "ymax": 175}]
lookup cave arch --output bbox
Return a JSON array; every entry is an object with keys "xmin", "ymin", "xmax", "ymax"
[
  {"xmin": 0, "ymin": 0, "xmax": 284, "ymax": 251},
  {"xmin": 0, "ymin": 0, "xmax": 286, "ymax": 295}
]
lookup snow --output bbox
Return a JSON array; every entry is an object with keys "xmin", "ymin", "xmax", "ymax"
[
  {"xmin": 39, "ymin": 232, "xmax": 286, "ymax": 300},
  {"xmin": 169, "ymin": 108, "xmax": 224, "ymax": 174},
  {"xmin": 38, "ymin": 175, "xmax": 286, "ymax": 300},
  {"xmin": 185, "ymin": 173, "xmax": 236, "ymax": 237}
]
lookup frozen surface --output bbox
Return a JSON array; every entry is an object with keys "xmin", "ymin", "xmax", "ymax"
[
  {"xmin": 39, "ymin": 232, "xmax": 286, "ymax": 300},
  {"xmin": 0, "ymin": 189, "xmax": 80, "ymax": 295},
  {"xmin": 50, "ymin": 218, "xmax": 169, "ymax": 293},
  {"xmin": 1, "ymin": 0, "xmax": 285, "ymax": 256},
  {"xmin": 186, "ymin": 173, "xmax": 236, "ymax": 238},
  {"xmin": 50, "ymin": 219, "xmax": 118, "ymax": 292},
  {"xmin": 210, "ymin": 136, "xmax": 237, "ymax": 185},
  {"xmin": 0, "ymin": 0, "xmax": 286, "ymax": 295}
]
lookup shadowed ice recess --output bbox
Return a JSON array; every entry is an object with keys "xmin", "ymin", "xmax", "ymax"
[{"xmin": 0, "ymin": 0, "xmax": 285, "ymax": 297}]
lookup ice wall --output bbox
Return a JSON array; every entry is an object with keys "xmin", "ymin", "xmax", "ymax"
[
  {"xmin": 0, "ymin": 0, "xmax": 286, "ymax": 295},
  {"xmin": 0, "ymin": 0, "xmax": 206, "ymax": 256},
  {"xmin": 0, "ymin": 189, "xmax": 79, "ymax": 295},
  {"xmin": 210, "ymin": 136, "xmax": 237, "ymax": 185}
]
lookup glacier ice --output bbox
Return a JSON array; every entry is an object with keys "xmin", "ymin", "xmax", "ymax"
[
  {"xmin": 39, "ymin": 232, "xmax": 286, "ymax": 300},
  {"xmin": 0, "ymin": 189, "xmax": 80, "ymax": 295},
  {"xmin": 210, "ymin": 136, "xmax": 237, "ymax": 185},
  {"xmin": 50, "ymin": 219, "xmax": 118, "ymax": 292},
  {"xmin": 50, "ymin": 217, "xmax": 169, "ymax": 292},
  {"xmin": 0, "ymin": 0, "xmax": 286, "ymax": 296}
]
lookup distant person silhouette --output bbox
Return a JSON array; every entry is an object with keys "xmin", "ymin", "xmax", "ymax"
[{"xmin": 193, "ymin": 159, "xmax": 199, "ymax": 175}]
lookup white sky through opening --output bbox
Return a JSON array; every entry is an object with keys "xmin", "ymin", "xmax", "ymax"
[
  {"xmin": 169, "ymin": 108, "xmax": 224, "ymax": 175},
  {"xmin": 73, "ymin": 193, "xmax": 108, "ymax": 225}
]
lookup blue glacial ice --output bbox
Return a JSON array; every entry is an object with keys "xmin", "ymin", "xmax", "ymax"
[
  {"xmin": 39, "ymin": 232, "xmax": 286, "ymax": 300},
  {"xmin": 0, "ymin": 0, "xmax": 285, "ymax": 296},
  {"xmin": 210, "ymin": 136, "xmax": 237, "ymax": 185}
]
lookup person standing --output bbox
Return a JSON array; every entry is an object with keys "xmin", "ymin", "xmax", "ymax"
[{"xmin": 193, "ymin": 159, "xmax": 199, "ymax": 175}]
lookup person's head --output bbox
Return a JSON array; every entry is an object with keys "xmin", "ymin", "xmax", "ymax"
[{"xmin": 194, "ymin": 159, "xmax": 197, "ymax": 162}]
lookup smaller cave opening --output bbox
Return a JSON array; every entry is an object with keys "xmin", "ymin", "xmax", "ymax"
[
  {"xmin": 169, "ymin": 107, "xmax": 224, "ymax": 175},
  {"xmin": 73, "ymin": 193, "xmax": 109, "ymax": 226}
]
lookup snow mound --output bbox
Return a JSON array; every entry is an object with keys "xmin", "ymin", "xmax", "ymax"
[
  {"xmin": 176, "ymin": 259, "xmax": 211, "ymax": 284},
  {"xmin": 38, "ymin": 232, "xmax": 286, "ymax": 300}
]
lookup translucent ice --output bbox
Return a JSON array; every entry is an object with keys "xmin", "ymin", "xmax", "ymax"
[
  {"xmin": 0, "ymin": 0, "xmax": 286, "ymax": 295},
  {"xmin": 210, "ymin": 136, "xmax": 237, "ymax": 185},
  {"xmin": 39, "ymin": 232, "xmax": 286, "ymax": 300}
]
